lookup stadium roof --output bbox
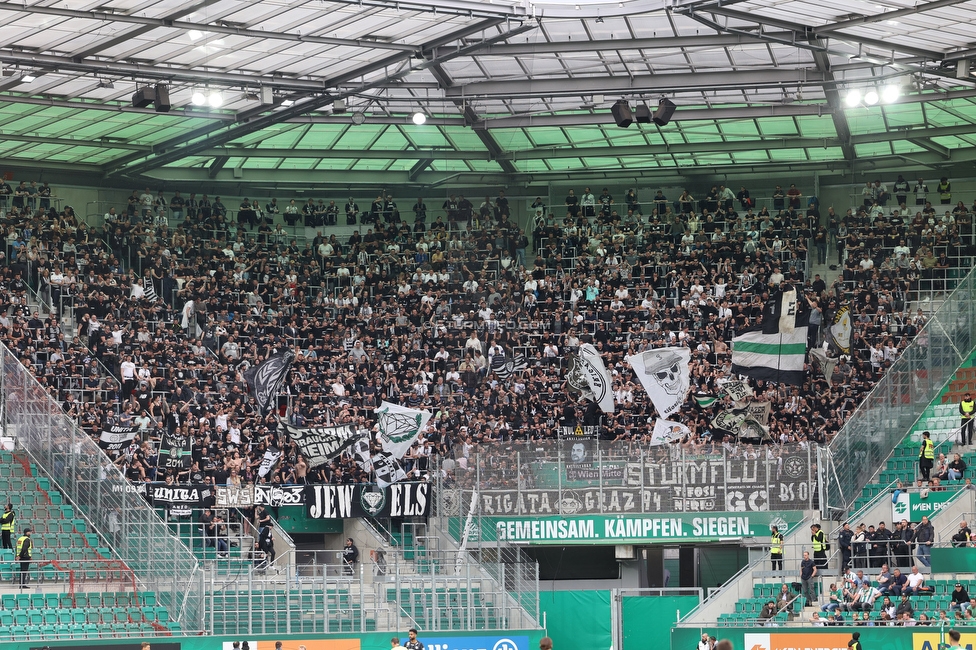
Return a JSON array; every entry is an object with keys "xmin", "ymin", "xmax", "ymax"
[{"xmin": 1, "ymin": 0, "xmax": 976, "ymax": 188}]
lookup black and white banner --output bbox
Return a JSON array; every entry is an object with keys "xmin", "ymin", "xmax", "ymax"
[
  {"xmin": 626, "ymin": 347, "xmax": 691, "ymax": 418},
  {"xmin": 149, "ymin": 484, "xmax": 213, "ymax": 507},
  {"xmin": 158, "ymin": 432, "xmax": 192, "ymax": 470},
  {"xmin": 305, "ymin": 482, "xmax": 431, "ymax": 519},
  {"xmin": 244, "ymin": 350, "xmax": 295, "ymax": 414},
  {"xmin": 720, "ymin": 379, "xmax": 754, "ymax": 405},
  {"xmin": 257, "ymin": 447, "xmax": 282, "ymax": 479},
  {"xmin": 371, "ymin": 450, "xmax": 407, "ymax": 489},
  {"xmin": 98, "ymin": 425, "xmax": 139, "ymax": 451},
  {"xmin": 215, "ymin": 484, "xmax": 306, "ymax": 507},
  {"xmin": 466, "ymin": 454, "xmax": 815, "ymax": 515},
  {"xmin": 279, "ymin": 421, "xmax": 361, "ymax": 468}
]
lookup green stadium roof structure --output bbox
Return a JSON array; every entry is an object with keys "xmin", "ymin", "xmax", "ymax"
[{"xmin": 0, "ymin": 0, "xmax": 976, "ymax": 188}]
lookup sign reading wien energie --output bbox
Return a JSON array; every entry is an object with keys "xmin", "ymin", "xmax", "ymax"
[
  {"xmin": 481, "ymin": 512, "xmax": 803, "ymax": 544},
  {"xmin": 744, "ymin": 632, "xmax": 851, "ymax": 650}
]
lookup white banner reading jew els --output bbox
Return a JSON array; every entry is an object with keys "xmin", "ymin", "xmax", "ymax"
[
  {"xmin": 375, "ymin": 401, "xmax": 433, "ymax": 459},
  {"xmin": 578, "ymin": 343, "xmax": 615, "ymax": 414},
  {"xmin": 719, "ymin": 379, "xmax": 754, "ymax": 405},
  {"xmin": 627, "ymin": 347, "xmax": 690, "ymax": 418}
]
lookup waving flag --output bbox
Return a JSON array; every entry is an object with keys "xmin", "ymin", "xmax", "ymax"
[
  {"xmin": 244, "ymin": 350, "xmax": 295, "ymax": 414},
  {"xmin": 578, "ymin": 344, "xmax": 615, "ymax": 414},
  {"xmin": 375, "ymin": 401, "xmax": 433, "ymax": 459},
  {"xmin": 828, "ymin": 304, "xmax": 853, "ymax": 355},
  {"xmin": 490, "ymin": 353, "xmax": 528, "ymax": 379},
  {"xmin": 627, "ymin": 347, "xmax": 690, "ymax": 418},
  {"xmin": 732, "ymin": 285, "xmax": 808, "ymax": 385}
]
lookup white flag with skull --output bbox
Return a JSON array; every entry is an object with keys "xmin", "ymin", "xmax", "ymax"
[{"xmin": 627, "ymin": 347, "xmax": 691, "ymax": 418}]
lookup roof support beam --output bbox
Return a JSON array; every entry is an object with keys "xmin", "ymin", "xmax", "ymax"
[
  {"xmin": 0, "ymin": 52, "xmax": 332, "ymax": 93},
  {"xmin": 433, "ymin": 32, "xmax": 802, "ymax": 56},
  {"xmin": 429, "ymin": 62, "xmax": 517, "ymax": 174},
  {"xmin": 408, "ymin": 159, "xmax": 433, "ymax": 181},
  {"xmin": 105, "ymin": 18, "xmax": 535, "ymax": 177},
  {"xmin": 67, "ymin": 0, "xmax": 226, "ymax": 60},
  {"xmin": 908, "ymin": 138, "xmax": 950, "ymax": 158},
  {"xmin": 0, "ymin": 2, "xmax": 418, "ymax": 53},
  {"xmin": 813, "ymin": 0, "xmax": 969, "ymax": 35},
  {"xmin": 446, "ymin": 69, "xmax": 826, "ymax": 99},
  {"xmin": 0, "ymin": 133, "xmax": 151, "ymax": 151},
  {"xmin": 195, "ymin": 124, "xmax": 976, "ymax": 161},
  {"xmin": 811, "ymin": 44, "xmax": 854, "ymax": 162},
  {"xmin": 209, "ymin": 156, "xmax": 229, "ymax": 178},
  {"xmin": 700, "ymin": 6, "xmax": 937, "ymax": 59}
]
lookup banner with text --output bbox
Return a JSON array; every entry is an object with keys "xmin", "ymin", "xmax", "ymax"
[
  {"xmin": 449, "ymin": 511, "xmax": 805, "ymax": 545},
  {"xmin": 304, "ymin": 482, "xmax": 431, "ymax": 519},
  {"xmin": 459, "ymin": 452, "xmax": 815, "ymax": 515},
  {"xmin": 98, "ymin": 425, "xmax": 139, "ymax": 451},
  {"xmin": 891, "ymin": 489, "xmax": 959, "ymax": 521}
]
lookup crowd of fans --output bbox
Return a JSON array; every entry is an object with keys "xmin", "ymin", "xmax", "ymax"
[{"xmin": 0, "ymin": 176, "xmax": 970, "ymax": 491}]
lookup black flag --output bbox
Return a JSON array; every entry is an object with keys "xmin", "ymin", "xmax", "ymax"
[{"xmin": 244, "ymin": 350, "xmax": 295, "ymax": 414}]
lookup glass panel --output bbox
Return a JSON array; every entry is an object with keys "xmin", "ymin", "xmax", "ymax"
[
  {"xmin": 768, "ymin": 148, "xmax": 808, "ymax": 161},
  {"xmin": 756, "ymin": 117, "xmax": 799, "ymax": 136},
  {"xmin": 854, "ymin": 142, "xmax": 894, "ymax": 157}
]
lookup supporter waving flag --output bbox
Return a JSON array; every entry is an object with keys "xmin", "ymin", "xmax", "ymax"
[
  {"xmin": 375, "ymin": 401, "xmax": 433, "ymax": 459},
  {"xmin": 577, "ymin": 343, "xmax": 615, "ymax": 414},
  {"xmin": 626, "ymin": 346, "xmax": 690, "ymax": 418},
  {"xmin": 244, "ymin": 350, "xmax": 295, "ymax": 414},
  {"xmin": 732, "ymin": 285, "xmax": 809, "ymax": 385},
  {"xmin": 490, "ymin": 352, "xmax": 527, "ymax": 379},
  {"xmin": 828, "ymin": 304, "xmax": 853, "ymax": 355}
]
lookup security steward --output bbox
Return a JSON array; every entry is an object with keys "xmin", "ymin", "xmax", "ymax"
[
  {"xmin": 16, "ymin": 527, "xmax": 32, "ymax": 588},
  {"xmin": 0, "ymin": 503, "xmax": 14, "ymax": 549},
  {"xmin": 961, "ymin": 393, "xmax": 975, "ymax": 446},
  {"xmin": 770, "ymin": 525, "xmax": 784, "ymax": 572},
  {"xmin": 811, "ymin": 523, "xmax": 829, "ymax": 570},
  {"xmin": 919, "ymin": 430, "xmax": 935, "ymax": 480}
]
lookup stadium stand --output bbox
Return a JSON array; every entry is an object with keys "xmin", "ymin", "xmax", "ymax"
[{"xmin": 0, "ymin": 450, "xmax": 179, "ymax": 642}]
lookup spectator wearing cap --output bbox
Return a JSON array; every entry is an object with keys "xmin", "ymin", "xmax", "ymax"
[{"xmin": 951, "ymin": 584, "xmax": 972, "ymax": 612}]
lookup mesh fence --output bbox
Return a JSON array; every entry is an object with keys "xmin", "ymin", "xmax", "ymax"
[
  {"xmin": 1, "ymin": 343, "xmax": 204, "ymax": 632},
  {"xmin": 438, "ymin": 440, "xmax": 818, "ymax": 516},
  {"xmin": 824, "ymin": 265, "xmax": 976, "ymax": 513}
]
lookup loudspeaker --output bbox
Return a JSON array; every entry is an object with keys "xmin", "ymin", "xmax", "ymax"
[
  {"xmin": 131, "ymin": 87, "xmax": 153, "ymax": 108},
  {"xmin": 610, "ymin": 100, "xmax": 633, "ymax": 128},
  {"xmin": 635, "ymin": 104, "xmax": 652, "ymax": 124},
  {"xmin": 154, "ymin": 84, "xmax": 171, "ymax": 112},
  {"xmin": 653, "ymin": 98, "xmax": 676, "ymax": 126},
  {"xmin": 332, "ymin": 98, "xmax": 346, "ymax": 113}
]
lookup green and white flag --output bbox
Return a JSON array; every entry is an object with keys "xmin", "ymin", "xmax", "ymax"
[
  {"xmin": 731, "ymin": 326, "xmax": 807, "ymax": 385},
  {"xmin": 375, "ymin": 401, "xmax": 433, "ymax": 460},
  {"xmin": 732, "ymin": 288, "xmax": 808, "ymax": 386},
  {"xmin": 693, "ymin": 393, "xmax": 718, "ymax": 408}
]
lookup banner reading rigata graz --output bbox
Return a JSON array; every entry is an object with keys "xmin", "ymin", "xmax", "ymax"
[{"xmin": 445, "ymin": 443, "xmax": 816, "ymax": 515}]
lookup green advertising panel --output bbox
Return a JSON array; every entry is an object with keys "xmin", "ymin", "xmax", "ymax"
[
  {"xmin": 451, "ymin": 511, "xmax": 805, "ymax": 545},
  {"xmin": 891, "ymin": 489, "xmax": 958, "ymax": 520},
  {"xmin": 671, "ymin": 624, "xmax": 968, "ymax": 650}
]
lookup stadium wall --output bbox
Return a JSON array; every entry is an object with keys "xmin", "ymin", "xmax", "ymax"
[
  {"xmin": 538, "ymin": 590, "xmax": 698, "ymax": 650},
  {"xmin": 0, "ymin": 630, "xmax": 544, "ymax": 650},
  {"xmin": 671, "ymin": 625, "xmax": 972, "ymax": 650}
]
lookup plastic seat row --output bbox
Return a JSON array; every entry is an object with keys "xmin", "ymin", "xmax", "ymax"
[
  {"xmin": 0, "ymin": 605, "xmax": 169, "ymax": 626},
  {"xmin": 0, "ymin": 591, "xmax": 156, "ymax": 610}
]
